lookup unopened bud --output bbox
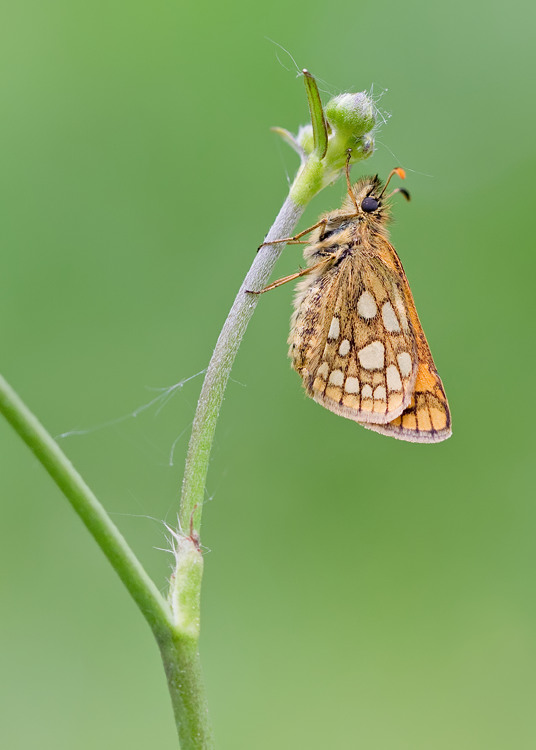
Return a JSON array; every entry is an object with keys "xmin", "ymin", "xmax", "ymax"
[{"xmin": 325, "ymin": 92, "xmax": 376, "ymax": 136}]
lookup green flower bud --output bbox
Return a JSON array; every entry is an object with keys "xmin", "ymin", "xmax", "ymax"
[
  {"xmin": 324, "ymin": 92, "xmax": 376, "ymax": 137},
  {"xmin": 274, "ymin": 75, "xmax": 378, "ymax": 206}
]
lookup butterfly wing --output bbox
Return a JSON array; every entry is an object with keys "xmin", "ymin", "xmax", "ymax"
[
  {"xmin": 289, "ymin": 253, "xmax": 419, "ymax": 424},
  {"xmin": 289, "ymin": 238, "xmax": 451, "ymax": 443}
]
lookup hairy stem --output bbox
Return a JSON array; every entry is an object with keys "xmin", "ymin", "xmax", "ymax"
[
  {"xmin": 179, "ymin": 195, "xmax": 304, "ymax": 533},
  {"xmin": 160, "ymin": 634, "xmax": 214, "ymax": 750},
  {"xmin": 0, "ymin": 373, "xmax": 215, "ymax": 748},
  {"xmin": 179, "ymin": 74, "xmax": 376, "ymax": 537}
]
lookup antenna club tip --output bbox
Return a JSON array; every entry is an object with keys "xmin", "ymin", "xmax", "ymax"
[{"xmin": 394, "ymin": 167, "xmax": 406, "ymax": 180}]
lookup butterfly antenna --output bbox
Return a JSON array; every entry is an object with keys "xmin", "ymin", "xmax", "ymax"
[
  {"xmin": 379, "ymin": 167, "xmax": 406, "ymax": 198},
  {"xmin": 345, "ymin": 149, "xmax": 359, "ymax": 211},
  {"xmin": 384, "ymin": 187, "xmax": 411, "ymax": 202}
]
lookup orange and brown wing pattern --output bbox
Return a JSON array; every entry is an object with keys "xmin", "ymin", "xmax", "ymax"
[
  {"xmin": 363, "ymin": 359, "xmax": 451, "ymax": 443},
  {"xmin": 289, "ymin": 254, "xmax": 420, "ymax": 425}
]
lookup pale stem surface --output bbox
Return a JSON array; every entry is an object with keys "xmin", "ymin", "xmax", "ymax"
[
  {"xmin": 179, "ymin": 195, "xmax": 304, "ymax": 533},
  {"xmin": 160, "ymin": 635, "xmax": 214, "ymax": 750}
]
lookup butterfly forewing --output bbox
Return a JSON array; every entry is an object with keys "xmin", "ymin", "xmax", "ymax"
[{"xmin": 289, "ymin": 254, "xmax": 419, "ymax": 424}]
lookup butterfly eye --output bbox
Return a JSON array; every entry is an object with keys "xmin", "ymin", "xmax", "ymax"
[{"xmin": 361, "ymin": 196, "xmax": 379, "ymax": 213}]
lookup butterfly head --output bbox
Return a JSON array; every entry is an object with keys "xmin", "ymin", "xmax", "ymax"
[{"xmin": 347, "ymin": 168, "xmax": 410, "ymax": 224}]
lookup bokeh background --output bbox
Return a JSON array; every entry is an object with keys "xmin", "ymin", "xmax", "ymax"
[{"xmin": 1, "ymin": 1, "xmax": 535, "ymax": 748}]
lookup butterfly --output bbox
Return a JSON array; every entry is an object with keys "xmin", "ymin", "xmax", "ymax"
[{"xmin": 249, "ymin": 158, "xmax": 451, "ymax": 443}]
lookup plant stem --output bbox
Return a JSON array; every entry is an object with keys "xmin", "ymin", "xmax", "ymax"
[
  {"xmin": 0, "ymin": 373, "xmax": 173, "ymax": 640},
  {"xmin": 160, "ymin": 634, "xmax": 214, "ymax": 750},
  {"xmin": 0, "ymin": 373, "xmax": 215, "ymax": 747},
  {"xmin": 179, "ymin": 72, "xmax": 376, "ymax": 537},
  {"xmin": 173, "ymin": 72, "xmax": 376, "ymax": 743},
  {"xmin": 179, "ymin": 194, "xmax": 304, "ymax": 534}
]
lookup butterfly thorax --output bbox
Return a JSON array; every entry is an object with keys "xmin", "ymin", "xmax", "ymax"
[{"xmin": 302, "ymin": 175, "xmax": 392, "ymax": 268}]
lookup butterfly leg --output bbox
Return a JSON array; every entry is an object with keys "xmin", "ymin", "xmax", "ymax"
[
  {"xmin": 345, "ymin": 149, "xmax": 359, "ymax": 211},
  {"xmin": 257, "ymin": 219, "xmax": 328, "ymax": 252},
  {"xmin": 247, "ymin": 254, "xmax": 336, "ymax": 294}
]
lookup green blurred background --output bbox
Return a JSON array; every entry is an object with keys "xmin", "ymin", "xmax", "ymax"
[{"xmin": 1, "ymin": 1, "xmax": 535, "ymax": 748}]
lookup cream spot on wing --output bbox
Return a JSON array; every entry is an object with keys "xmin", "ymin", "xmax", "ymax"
[
  {"xmin": 374, "ymin": 385, "xmax": 386, "ymax": 401},
  {"xmin": 338, "ymin": 339, "xmax": 350, "ymax": 356},
  {"xmin": 361, "ymin": 384, "xmax": 373, "ymax": 398},
  {"xmin": 357, "ymin": 291, "xmax": 377, "ymax": 319},
  {"xmin": 328, "ymin": 316, "xmax": 340, "ymax": 340},
  {"xmin": 397, "ymin": 352, "xmax": 412, "ymax": 377},
  {"xmin": 386, "ymin": 364, "xmax": 402, "ymax": 391},
  {"xmin": 358, "ymin": 340, "xmax": 385, "ymax": 370},
  {"xmin": 382, "ymin": 301, "xmax": 400, "ymax": 332},
  {"xmin": 328, "ymin": 369, "xmax": 344, "ymax": 386},
  {"xmin": 344, "ymin": 376, "xmax": 359, "ymax": 394},
  {"xmin": 317, "ymin": 362, "xmax": 329, "ymax": 380}
]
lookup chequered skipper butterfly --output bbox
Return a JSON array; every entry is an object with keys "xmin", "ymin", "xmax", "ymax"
[{"xmin": 250, "ymin": 156, "xmax": 451, "ymax": 443}]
